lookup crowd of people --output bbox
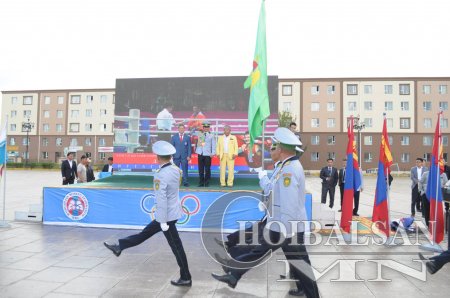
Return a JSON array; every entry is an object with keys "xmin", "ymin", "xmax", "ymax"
[{"xmin": 60, "ymin": 154, "xmax": 113, "ymax": 185}]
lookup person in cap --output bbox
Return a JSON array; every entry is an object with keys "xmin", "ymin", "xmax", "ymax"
[
  {"xmin": 86, "ymin": 157, "xmax": 95, "ymax": 182},
  {"xmin": 195, "ymin": 121, "xmax": 216, "ymax": 187},
  {"xmin": 104, "ymin": 141, "xmax": 192, "ymax": 287},
  {"xmin": 211, "ymin": 127, "xmax": 319, "ymax": 298}
]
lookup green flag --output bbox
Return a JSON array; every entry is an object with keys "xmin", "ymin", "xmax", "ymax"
[{"xmin": 244, "ymin": 0, "xmax": 270, "ymax": 149}]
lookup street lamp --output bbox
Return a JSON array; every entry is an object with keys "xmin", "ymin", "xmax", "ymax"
[
  {"xmin": 21, "ymin": 117, "xmax": 35, "ymax": 167},
  {"xmin": 353, "ymin": 116, "xmax": 365, "ymax": 169}
]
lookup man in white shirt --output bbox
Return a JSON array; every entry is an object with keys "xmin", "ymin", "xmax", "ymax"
[
  {"xmin": 77, "ymin": 155, "xmax": 87, "ymax": 183},
  {"xmin": 157, "ymin": 103, "xmax": 175, "ymax": 142},
  {"xmin": 410, "ymin": 158, "xmax": 428, "ymax": 217},
  {"xmin": 102, "ymin": 157, "xmax": 114, "ymax": 173}
]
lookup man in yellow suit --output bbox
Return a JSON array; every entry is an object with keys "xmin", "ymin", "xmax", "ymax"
[{"xmin": 216, "ymin": 125, "xmax": 238, "ymax": 187}]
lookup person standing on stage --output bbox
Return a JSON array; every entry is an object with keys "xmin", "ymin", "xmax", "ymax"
[
  {"xmin": 410, "ymin": 157, "xmax": 428, "ymax": 217},
  {"xmin": 104, "ymin": 141, "xmax": 192, "ymax": 287},
  {"xmin": 102, "ymin": 157, "xmax": 114, "ymax": 173},
  {"xmin": 61, "ymin": 152, "xmax": 78, "ymax": 185},
  {"xmin": 196, "ymin": 121, "xmax": 216, "ymax": 187},
  {"xmin": 211, "ymin": 127, "xmax": 319, "ymax": 298},
  {"xmin": 320, "ymin": 158, "xmax": 339, "ymax": 209},
  {"xmin": 216, "ymin": 125, "xmax": 238, "ymax": 187},
  {"xmin": 338, "ymin": 158, "xmax": 347, "ymax": 212},
  {"xmin": 171, "ymin": 124, "xmax": 192, "ymax": 187}
]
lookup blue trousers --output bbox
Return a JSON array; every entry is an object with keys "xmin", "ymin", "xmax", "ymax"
[{"xmin": 173, "ymin": 157, "xmax": 189, "ymax": 185}]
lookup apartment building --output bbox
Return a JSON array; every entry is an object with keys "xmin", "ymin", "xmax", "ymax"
[{"xmin": 1, "ymin": 89, "xmax": 115, "ymax": 164}]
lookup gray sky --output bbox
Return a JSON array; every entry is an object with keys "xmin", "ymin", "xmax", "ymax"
[{"xmin": 0, "ymin": 0, "xmax": 449, "ymax": 91}]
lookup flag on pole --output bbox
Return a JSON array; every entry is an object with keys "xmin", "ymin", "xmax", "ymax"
[
  {"xmin": 340, "ymin": 116, "xmax": 361, "ymax": 233},
  {"xmin": 372, "ymin": 114, "xmax": 393, "ymax": 236},
  {"xmin": 0, "ymin": 119, "xmax": 7, "ymax": 179},
  {"xmin": 244, "ymin": 0, "xmax": 270, "ymax": 150},
  {"xmin": 426, "ymin": 111, "xmax": 444, "ymax": 244}
]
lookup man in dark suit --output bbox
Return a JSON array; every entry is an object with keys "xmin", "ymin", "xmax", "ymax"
[
  {"xmin": 320, "ymin": 158, "xmax": 339, "ymax": 209},
  {"xmin": 102, "ymin": 157, "xmax": 113, "ymax": 173},
  {"xmin": 410, "ymin": 158, "xmax": 428, "ymax": 217},
  {"xmin": 338, "ymin": 158, "xmax": 347, "ymax": 212},
  {"xmin": 171, "ymin": 124, "xmax": 191, "ymax": 186},
  {"xmin": 86, "ymin": 158, "xmax": 95, "ymax": 182},
  {"xmin": 61, "ymin": 152, "xmax": 77, "ymax": 185}
]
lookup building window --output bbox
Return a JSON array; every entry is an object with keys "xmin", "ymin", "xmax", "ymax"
[
  {"xmin": 43, "ymin": 110, "xmax": 50, "ymax": 118},
  {"xmin": 311, "ymin": 102, "xmax": 320, "ymax": 111},
  {"xmin": 364, "ymin": 136, "xmax": 372, "ymax": 145},
  {"xmin": 443, "ymin": 136, "xmax": 448, "ymax": 146},
  {"xmin": 399, "ymin": 84, "xmax": 410, "ymax": 95},
  {"xmin": 387, "ymin": 118, "xmax": 393, "ymax": 128},
  {"xmin": 364, "ymin": 118, "xmax": 373, "ymax": 128},
  {"xmin": 282, "ymin": 85, "xmax": 292, "ymax": 96},
  {"xmin": 43, "ymin": 124, "xmax": 49, "ymax": 132},
  {"xmin": 43, "ymin": 96, "xmax": 50, "ymax": 104},
  {"xmin": 347, "ymin": 84, "xmax": 358, "ymax": 95},
  {"xmin": 388, "ymin": 136, "xmax": 393, "ymax": 146},
  {"xmin": 401, "ymin": 136, "xmax": 410, "ymax": 146},
  {"xmin": 57, "ymin": 96, "xmax": 64, "ymax": 104},
  {"xmin": 364, "ymin": 152, "xmax": 373, "ymax": 162},
  {"xmin": 11, "ymin": 96, "xmax": 18, "ymax": 105},
  {"xmin": 311, "ymin": 135, "xmax": 320, "ymax": 145},
  {"xmin": 85, "ymin": 137, "xmax": 92, "ymax": 146},
  {"xmin": 10, "ymin": 110, "xmax": 17, "ymax": 118},
  {"xmin": 70, "ymin": 95, "xmax": 81, "ymax": 104},
  {"xmin": 99, "ymin": 123, "xmax": 107, "ymax": 132},
  {"xmin": 85, "ymin": 123, "xmax": 93, "ymax": 132},
  {"xmin": 423, "ymin": 153, "xmax": 431, "ymax": 162},
  {"xmin": 311, "ymin": 152, "xmax": 319, "ymax": 162},
  {"xmin": 42, "ymin": 138, "xmax": 48, "ymax": 146},
  {"xmin": 10, "ymin": 124, "xmax": 16, "ymax": 131},
  {"xmin": 384, "ymin": 101, "xmax": 393, "ymax": 111},
  {"xmin": 57, "ymin": 110, "xmax": 63, "ymax": 118},
  {"xmin": 327, "ymin": 135, "xmax": 336, "ymax": 145},
  {"xmin": 56, "ymin": 138, "xmax": 63, "ymax": 146},
  {"xmin": 10, "ymin": 137, "xmax": 15, "ymax": 146},
  {"xmin": 311, "ymin": 85, "xmax": 319, "ymax": 95},
  {"xmin": 22, "ymin": 137, "xmax": 30, "ymax": 146},
  {"xmin": 327, "ymin": 102, "xmax": 336, "ymax": 112},
  {"xmin": 86, "ymin": 95, "xmax": 94, "ymax": 104},
  {"xmin": 311, "ymin": 118, "xmax": 320, "ymax": 128},
  {"xmin": 364, "ymin": 85, "xmax": 372, "ymax": 94},
  {"xmin": 439, "ymin": 85, "xmax": 448, "ymax": 94},
  {"xmin": 83, "ymin": 109, "xmax": 92, "ymax": 117},
  {"xmin": 99, "ymin": 138, "xmax": 106, "ymax": 146},
  {"xmin": 441, "ymin": 118, "xmax": 449, "ymax": 128},
  {"xmin": 327, "ymin": 85, "xmax": 335, "ymax": 95},
  {"xmin": 384, "ymin": 85, "xmax": 393, "ymax": 94},
  {"xmin": 327, "ymin": 118, "xmax": 336, "ymax": 128},
  {"xmin": 100, "ymin": 95, "xmax": 108, "ymax": 103},
  {"xmin": 71, "ymin": 110, "xmax": 79, "ymax": 118},
  {"xmin": 400, "ymin": 118, "xmax": 410, "ymax": 129},
  {"xmin": 328, "ymin": 152, "xmax": 336, "ymax": 160},
  {"xmin": 56, "ymin": 124, "xmax": 63, "ymax": 132},
  {"xmin": 348, "ymin": 101, "xmax": 357, "ymax": 111},
  {"xmin": 22, "ymin": 152, "xmax": 29, "ymax": 159},
  {"xmin": 364, "ymin": 101, "xmax": 373, "ymax": 111},
  {"xmin": 23, "ymin": 110, "xmax": 31, "ymax": 118},
  {"xmin": 42, "ymin": 152, "xmax": 49, "ymax": 159},
  {"xmin": 282, "ymin": 102, "xmax": 291, "ymax": 112},
  {"xmin": 439, "ymin": 101, "xmax": 449, "ymax": 111},
  {"xmin": 69, "ymin": 123, "xmax": 80, "ymax": 132},
  {"xmin": 70, "ymin": 138, "xmax": 78, "ymax": 146},
  {"xmin": 400, "ymin": 101, "xmax": 409, "ymax": 111},
  {"xmin": 99, "ymin": 152, "xmax": 106, "ymax": 160},
  {"xmin": 23, "ymin": 96, "xmax": 33, "ymax": 105},
  {"xmin": 423, "ymin": 101, "xmax": 432, "ymax": 111},
  {"xmin": 401, "ymin": 153, "xmax": 410, "ymax": 163},
  {"xmin": 423, "ymin": 136, "xmax": 433, "ymax": 146},
  {"xmin": 423, "ymin": 118, "xmax": 432, "ymax": 128},
  {"xmin": 422, "ymin": 85, "xmax": 431, "ymax": 94}
]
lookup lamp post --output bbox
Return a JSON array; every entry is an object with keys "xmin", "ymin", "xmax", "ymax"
[
  {"xmin": 21, "ymin": 117, "xmax": 35, "ymax": 167},
  {"xmin": 353, "ymin": 116, "xmax": 365, "ymax": 169}
]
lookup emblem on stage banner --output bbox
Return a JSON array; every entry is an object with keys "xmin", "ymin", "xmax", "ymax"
[{"xmin": 62, "ymin": 192, "xmax": 89, "ymax": 220}]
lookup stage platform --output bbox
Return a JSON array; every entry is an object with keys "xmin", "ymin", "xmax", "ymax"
[{"xmin": 43, "ymin": 175, "xmax": 312, "ymax": 232}]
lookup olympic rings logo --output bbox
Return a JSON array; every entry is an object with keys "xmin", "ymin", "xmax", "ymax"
[{"xmin": 140, "ymin": 193, "xmax": 201, "ymax": 225}]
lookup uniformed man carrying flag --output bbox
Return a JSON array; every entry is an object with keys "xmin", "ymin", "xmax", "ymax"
[
  {"xmin": 211, "ymin": 127, "xmax": 319, "ymax": 298},
  {"xmin": 104, "ymin": 141, "xmax": 192, "ymax": 287}
]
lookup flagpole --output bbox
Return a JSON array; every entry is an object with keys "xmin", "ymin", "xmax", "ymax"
[
  {"xmin": 261, "ymin": 120, "xmax": 265, "ymax": 171},
  {"xmin": 0, "ymin": 115, "xmax": 10, "ymax": 228}
]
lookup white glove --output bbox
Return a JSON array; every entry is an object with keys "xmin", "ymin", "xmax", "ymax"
[
  {"xmin": 258, "ymin": 170, "xmax": 268, "ymax": 179},
  {"xmin": 258, "ymin": 201, "xmax": 266, "ymax": 212},
  {"xmin": 160, "ymin": 223, "xmax": 169, "ymax": 232}
]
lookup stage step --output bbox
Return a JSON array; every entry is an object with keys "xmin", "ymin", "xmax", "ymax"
[{"xmin": 15, "ymin": 204, "xmax": 42, "ymax": 222}]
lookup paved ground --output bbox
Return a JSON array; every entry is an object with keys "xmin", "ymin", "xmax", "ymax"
[{"xmin": 0, "ymin": 170, "xmax": 449, "ymax": 297}]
